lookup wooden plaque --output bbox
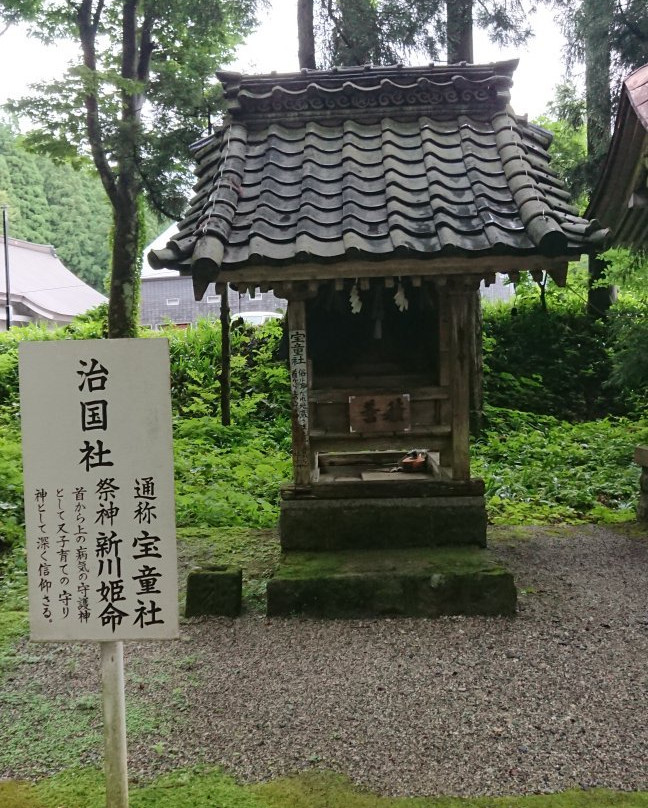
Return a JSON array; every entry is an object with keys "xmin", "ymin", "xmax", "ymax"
[{"xmin": 348, "ymin": 394, "xmax": 411, "ymax": 434}]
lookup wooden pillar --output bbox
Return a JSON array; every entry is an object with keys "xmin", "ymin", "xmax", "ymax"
[
  {"xmin": 448, "ymin": 278, "xmax": 475, "ymax": 481},
  {"xmin": 287, "ymin": 297, "xmax": 311, "ymax": 486},
  {"xmin": 218, "ymin": 284, "xmax": 231, "ymax": 426}
]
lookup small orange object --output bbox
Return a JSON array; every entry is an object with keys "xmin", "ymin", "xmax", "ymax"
[{"xmin": 400, "ymin": 450, "xmax": 426, "ymax": 472}]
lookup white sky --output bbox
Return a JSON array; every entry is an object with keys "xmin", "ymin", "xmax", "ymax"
[{"xmin": 0, "ymin": 2, "xmax": 573, "ymax": 121}]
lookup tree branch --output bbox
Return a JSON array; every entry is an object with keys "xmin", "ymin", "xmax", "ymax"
[
  {"xmin": 137, "ymin": 10, "xmax": 156, "ymax": 82},
  {"xmin": 614, "ymin": 0, "xmax": 648, "ymax": 44},
  {"xmin": 323, "ymin": 0, "xmax": 365, "ymax": 63},
  {"xmin": 77, "ymin": 0, "xmax": 117, "ymax": 205}
]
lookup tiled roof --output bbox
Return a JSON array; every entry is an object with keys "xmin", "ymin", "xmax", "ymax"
[
  {"xmin": 587, "ymin": 62, "xmax": 648, "ymax": 249},
  {"xmin": 149, "ymin": 61, "xmax": 608, "ymax": 292},
  {"xmin": 0, "ymin": 237, "xmax": 106, "ymax": 324}
]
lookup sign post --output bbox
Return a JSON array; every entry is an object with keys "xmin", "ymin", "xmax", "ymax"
[
  {"xmin": 19, "ymin": 338, "xmax": 179, "ymax": 808},
  {"xmin": 102, "ymin": 641, "xmax": 128, "ymax": 808}
]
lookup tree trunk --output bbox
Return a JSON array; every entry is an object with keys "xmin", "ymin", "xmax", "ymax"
[
  {"xmin": 446, "ymin": 0, "xmax": 473, "ymax": 63},
  {"xmin": 108, "ymin": 185, "xmax": 141, "ymax": 338},
  {"xmin": 297, "ymin": 0, "xmax": 316, "ymax": 69},
  {"xmin": 220, "ymin": 286, "xmax": 231, "ymax": 426},
  {"xmin": 584, "ymin": 0, "xmax": 615, "ymax": 316},
  {"xmin": 587, "ymin": 254, "xmax": 617, "ymax": 318}
]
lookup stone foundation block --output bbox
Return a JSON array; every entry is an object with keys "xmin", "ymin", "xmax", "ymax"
[
  {"xmin": 280, "ymin": 496, "xmax": 487, "ymax": 551},
  {"xmin": 266, "ymin": 547, "xmax": 516, "ymax": 618},
  {"xmin": 185, "ymin": 566, "xmax": 242, "ymax": 617}
]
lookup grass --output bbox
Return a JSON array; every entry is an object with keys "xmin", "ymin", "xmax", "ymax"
[
  {"xmin": 473, "ymin": 409, "xmax": 648, "ymax": 525},
  {"xmin": 1, "ymin": 768, "xmax": 647, "ymax": 808}
]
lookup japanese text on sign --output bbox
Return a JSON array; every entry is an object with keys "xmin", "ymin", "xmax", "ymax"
[
  {"xmin": 348, "ymin": 393, "xmax": 411, "ymax": 434},
  {"xmin": 20, "ymin": 339, "xmax": 178, "ymax": 642},
  {"xmin": 289, "ymin": 329, "xmax": 308, "ymax": 430}
]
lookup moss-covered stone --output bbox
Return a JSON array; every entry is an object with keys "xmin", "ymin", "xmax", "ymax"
[
  {"xmin": 280, "ymin": 496, "xmax": 487, "ymax": 551},
  {"xmin": 185, "ymin": 566, "xmax": 242, "ymax": 618},
  {"xmin": 266, "ymin": 547, "xmax": 516, "ymax": 618}
]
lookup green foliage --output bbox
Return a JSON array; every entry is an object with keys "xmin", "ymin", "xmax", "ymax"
[
  {"xmin": 168, "ymin": 318, "xmax": 290, "ymax": 423},
  {"xmin": 535, "ymin": 84, "xmax": 588, "ymax": 211},
  {"xmin": 316, "ymin": 0, "xmax": 533, "ymax": 67},
  {"xmin": 606, "ymin": 302, "xmax": 648, "ymax": 404},
  {"xmin": 0, "ymin": 767, "xmax": 645, "ymax": 808},
  {"xmin": 599, "ymin": 248, "xmax": 648, "ymax": 302},
  {"xmin": 473, "ymin": 407, "xmax": 648, "ymax": 525},
  {"xmin": 173, "ymin": 418, "xmax": 291, "ymax": 529},
  {"xmin": 482, "ymin": 297, "xmax": 616, "ymax": 421},
  {"xmin": 4, "ymin": 0, "xmax": 258, "ymax": 222},
  {"xmin": 0, "ymin": 122, "xmax": 112, "ymax": 291}
]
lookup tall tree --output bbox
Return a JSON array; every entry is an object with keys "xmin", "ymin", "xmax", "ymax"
[
  {"xmin": 5, "ymin": 0, "xmax": 257, "ymax": 337},
  {"xmin": 555, "ymin": 0, "xmax": 648, "ymax": 314},
  {"xmin": 447, "ymin": 0, "xmax": 473, "ymax": 63},
  {"xmin": 298, "ymin": 0, "xmax": 316, "ymax": 68},
  {"xmin": 305, "ymin": 0, "xmax": 533, "ymax": 68}
]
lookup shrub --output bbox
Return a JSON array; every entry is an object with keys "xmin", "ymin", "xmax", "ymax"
[{"xmin": 482, "ymin": 299, "xmax": 618, "ymax": 420}]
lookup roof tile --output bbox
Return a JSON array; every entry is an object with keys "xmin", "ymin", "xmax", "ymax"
[{"xmin": 150, "ymin": 62, "xmax": 608, "ymax": 281}]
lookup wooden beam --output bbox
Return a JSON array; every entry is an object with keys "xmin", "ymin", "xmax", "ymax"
[
  {"xmin": 214, "ymin": 256, "xmax": 572, "ymax": 286},
  {"xmin": 547, "ymin": 266, "xmax": 568, "ymax": 287},
  {"xmin": 448, "ymin": 280, "xmax": 471, "ymax": 480},
  {"xmin": 220, "ymin": 289, "xmax": 231, "ymax": 426}
]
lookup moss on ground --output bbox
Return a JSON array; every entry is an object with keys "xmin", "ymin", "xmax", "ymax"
[
  {"xmin": 1, "ymin": 768, "xmax": 647, "ymax": 808},
  {"xmin": 274, "ymin": 546, "xmax": 506, "ymax": 579},
  {"xmin": 177, "ymin": 526, "xmax": 280, "ymax": 612}
]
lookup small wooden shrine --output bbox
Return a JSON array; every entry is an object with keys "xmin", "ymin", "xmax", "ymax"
[{"xmin": 150, "ymin": 61, "xmax": 608, "ymax": 617}]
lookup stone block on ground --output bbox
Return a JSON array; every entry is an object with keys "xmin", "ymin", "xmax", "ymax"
[
  {"xmin": 266, "ymin": 546, "xmax": 516, "ymax": 618},
  {"xmin": 279, "ymin": 496, "xmax": 487, "ymax": 551},
  {"xmin": 185, "ymin": 566, "xmax": 242, "ymax": 617}
]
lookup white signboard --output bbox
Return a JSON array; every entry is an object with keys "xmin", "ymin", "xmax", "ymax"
[{"xmin": 19, "ymin": 338, "xmax": 179, "ymax": 642}]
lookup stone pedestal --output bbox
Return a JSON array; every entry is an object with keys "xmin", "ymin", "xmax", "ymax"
[{"xmin": 270, "ymin": 478, "xmax": 515, "ymax": 618}]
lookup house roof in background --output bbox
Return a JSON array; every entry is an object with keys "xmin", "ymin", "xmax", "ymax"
[
  {"xmin": 149, "ymin": 61, "xmax": 608, "ymax": 298},
  {"xmin": 141, "ymin": 224, "xmax": 179, "ymax": 278},
  {"xmin": 0, "ymin": 237, "xmax": 106, "ymax": 321},
  {"xmin": 587, "ymin": 62, "xmax": 648, "ymax": 249}
]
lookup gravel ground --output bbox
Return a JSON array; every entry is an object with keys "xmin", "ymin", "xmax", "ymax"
[{"xmin": 2, "ymin": 523, "xmax": 647, "ymax": 797}]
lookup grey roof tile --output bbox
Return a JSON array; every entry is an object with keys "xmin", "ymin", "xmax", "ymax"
[{"xmin": 148, "ymin": 61, "xmax": 608, "ymax": 281}]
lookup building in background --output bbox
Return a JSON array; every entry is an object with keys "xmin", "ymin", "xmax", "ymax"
[
  {"xmin": 141, "ymin": 225, "xmax": 286, "ymax": 328},
  {"xmin": 0, "ymin": 236, "xmax": 106, "ymax": 328},
  {"xmin": 141, "ymin": 227, "xmax": 510, "ymax": 329}
]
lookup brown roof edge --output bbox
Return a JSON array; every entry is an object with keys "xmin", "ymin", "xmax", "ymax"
[
  {"xmin": 586, "ymin": 65, "xmax": 648, "ymax": 232},
  {"xmin": 624, "ymin": 63, "xmax": 648, "ymax": 128}
]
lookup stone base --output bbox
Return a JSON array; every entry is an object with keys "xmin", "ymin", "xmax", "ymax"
[
  {"xmin": 279, "ymin": 495, "xmax": 487, "ymax": 551},
  {"xmin": 185, "ymin": 566, "xmax": 242, "ymax": 617},
  {"xmin": 266, "ymin": 547, "xmax": 516, "ymax": 618}
]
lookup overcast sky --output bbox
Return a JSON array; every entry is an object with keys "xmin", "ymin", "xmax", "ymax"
[{"xmin": 0, "ymin": 2, "xmax": 572, "ymax": 121}]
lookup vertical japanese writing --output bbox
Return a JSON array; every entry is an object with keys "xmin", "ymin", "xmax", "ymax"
[
  {"xmin": 94, "ymin": 477, "xmax": 127, "ymax": 633},
  {"xmin": 289, "ymin": 330, "xmax": 308, "ymax": 430},
  {"xmin": 55, "ymin": 488, "xmax": 71, "ymax": 619},
  {"xmin": 35, "ymin": 488, "xmax": 52, "ymax": 623},
  {"xmin": 74, "ymin": 486, "xmax": 91, "ymax": 623},
  {"xmin": 78, "ymin": 358, "xmax": 113, "ymax": 472},
  {"xmin": 132, "ymin": 477, "xmax": 165, "ymax": 629}
]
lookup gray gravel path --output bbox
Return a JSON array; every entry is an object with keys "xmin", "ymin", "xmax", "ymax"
[{"xmin": 2, "ymin": 523, "xmax": 647, "ymax": 796}]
